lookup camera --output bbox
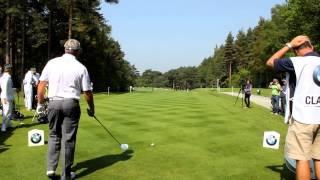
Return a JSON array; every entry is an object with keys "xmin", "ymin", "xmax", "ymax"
[{"xmin": 239, "ymin": 79, "xmax": 246, "ymax": 90}]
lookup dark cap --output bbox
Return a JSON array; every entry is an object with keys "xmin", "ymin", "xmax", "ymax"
[{"xmin": 4, "ymin": 64, "xmax": 12, "ymax": 71}]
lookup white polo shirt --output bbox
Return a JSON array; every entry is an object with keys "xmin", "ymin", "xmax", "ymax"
[
  {"xmin": 0, "ymin": 72, "xmax": 14, "ymax": 101},
  {"xmin": 24, "ymin": 70, "xmax": 38, "ymax": 85},
  {"xmin": 39, "ymin": 54, "xmax": 92, "ymax": 100}
]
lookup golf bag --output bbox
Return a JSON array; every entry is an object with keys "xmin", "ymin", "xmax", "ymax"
[
  {"xmin": 37, "ymin": 110, "xmax": 48, "ymax": 124},
  {"xmin": 11, "ymin": 108, "xmax": 25, "ymax": 120},
  {"xmin": 0, "ymin": 101, "xmax": 25, "ymax": 121}
]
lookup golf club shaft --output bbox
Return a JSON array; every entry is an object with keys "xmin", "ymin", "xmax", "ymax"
[{"xmin": 93, "ymin": 116, "xmax": 121, "ymax": 145}]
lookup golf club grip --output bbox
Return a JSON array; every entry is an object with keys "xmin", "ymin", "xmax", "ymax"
[{"xmin": 93, "ymin": 116, "xmax": 121, "ymax": 145}]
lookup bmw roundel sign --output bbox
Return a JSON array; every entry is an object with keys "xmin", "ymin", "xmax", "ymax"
[
  {"xmin": 266, "ymin": 135, "xmax": 277, "ymax": 146},
  {"xmin": 28, "ymin": 129, "xmax": 45, "ymax": 147},
  {"xmin": 263, "ymin": 131, "xmax": 280, "ymax": 149},
  {"xmin": 31, "ymin": 133, "xmax": 42, "ymax": 144},
  {"xmin": 313, "ymin": 65, "xmax": 320, "ymax": 86}
]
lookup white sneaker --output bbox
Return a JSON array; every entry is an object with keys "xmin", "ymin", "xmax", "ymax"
[
  {"xmin": 46, "ymin": 170, "xmax": 55, "ymax": 177},
  {"xmin": 1, "ymin": 124, "xmax": 6, "ymax": 132},
  {"xmin": 71, "ymin": 172, "xmax": 76, "ymax": 179}
]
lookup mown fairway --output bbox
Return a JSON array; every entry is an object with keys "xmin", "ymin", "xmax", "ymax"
[{"xmin": 0, "ymin": 89, "xmax": 293, "ymax": 180}]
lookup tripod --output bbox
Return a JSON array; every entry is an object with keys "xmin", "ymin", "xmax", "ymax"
[{"xmin": 234, "ymin": 88, "xmax": 244, "ymax": 107}]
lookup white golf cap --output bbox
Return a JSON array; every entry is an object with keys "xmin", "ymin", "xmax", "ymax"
[{"xmin": 64, "ymin": 39, "xmax": 81, "ymax": 50}]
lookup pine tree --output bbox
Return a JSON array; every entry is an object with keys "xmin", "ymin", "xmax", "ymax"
[{"xmin": 224, "ymin": 32, "xmax": 236, "ymax": 87}]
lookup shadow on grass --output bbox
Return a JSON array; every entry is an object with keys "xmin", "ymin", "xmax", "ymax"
[
  {"xmin": 0, "ymin": 128, "xmax": 14, "ymax": 154},
  {"xmin": 0, "ymin": 122, "xmax": 41, "ymax": 154},
  {"xmin": 14, "ymin": 122, "xmax": 41, "ymax": 129},
  {"xmin": 266, "ymin": 164, "xmax": 295, "ymax": 180},
  {"xmin": 73, "ymin": 149, "xmax": 134, "ymax": 178}
]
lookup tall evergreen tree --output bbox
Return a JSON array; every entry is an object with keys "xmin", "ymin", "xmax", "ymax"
[{"xmin": 224, "ymin": 32, "xmax": 236, "ymax": 87}]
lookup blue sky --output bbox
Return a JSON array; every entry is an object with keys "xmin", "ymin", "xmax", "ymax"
[{"xmin": 101, "ymin": 0, "xmax": 285, "ymax": 73}]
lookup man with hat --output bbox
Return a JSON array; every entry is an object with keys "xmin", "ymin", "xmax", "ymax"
[
  {"xmin": 266, "ymin": 35, "xmax": 320, "ymax": 180},
  {"xmin": 37, "ymin": 39, "xmax": 95, "ymax": 180},
  {"xmin": 1, "ymin": 64, "xmax": 14, "ymax": 132}
]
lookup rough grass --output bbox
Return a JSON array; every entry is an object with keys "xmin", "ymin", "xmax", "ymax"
[{"xmin": 0, "ymin": 89, "xmax": 293, "ymax": 180}]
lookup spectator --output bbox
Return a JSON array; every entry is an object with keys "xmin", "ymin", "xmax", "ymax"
[
  {"xmin": 243, "ymin": 80, "xmax": 252, "ymax": 108},
  {"xmin": 1, "ymin": 64, "xmax": 14, "ymax": 132},
  {"xmin": 280, "ymin": 79, "xmax": 287, "ymax": 115},
  {"xmin": 269, "ymin": 78, "xmax": 282, "ymax": 115}
]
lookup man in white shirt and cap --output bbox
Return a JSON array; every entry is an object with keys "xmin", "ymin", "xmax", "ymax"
[
  {"xmin": 1, "ymin": 64, "xmax": 14, "ymax": 132},
  {"xmin": 37, "ymin": 39, "xmax": 95, "ymax": 180},
  {"xmin": 23, "ymin": 67, "xmax": 38, "ymax": 110}
]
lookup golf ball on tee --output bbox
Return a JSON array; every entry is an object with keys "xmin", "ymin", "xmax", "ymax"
[{"xmin": 120, "ymin": 144, "xmax": 129, "ymax": 150}]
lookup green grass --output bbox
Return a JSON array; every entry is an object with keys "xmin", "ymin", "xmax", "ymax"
[{"xmin": 0, "ymin": 89, "xmax": 293, "ymax": 180}]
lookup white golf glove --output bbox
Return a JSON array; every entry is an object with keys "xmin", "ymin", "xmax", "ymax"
[{"xmin": 36, "ymin": 104, "xmax": 45, "ymax": 113}]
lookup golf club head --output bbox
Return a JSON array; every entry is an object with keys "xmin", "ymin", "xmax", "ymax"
[{"xmin": 120, "ymin": 144, "xmax": 129, "ymax": 151}]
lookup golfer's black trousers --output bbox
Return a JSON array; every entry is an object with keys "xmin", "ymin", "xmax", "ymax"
[
  {"xmin": 47, "ymin": 99, "xmax": 80, "ymax": 180},
  {"xmin": 245, "ymin": 93, "xmax": 251, "ymax": 107}
]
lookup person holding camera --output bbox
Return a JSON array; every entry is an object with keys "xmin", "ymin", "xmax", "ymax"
[
  {"xmin": 269, "ymin": 78, "xmax": 282, "ymax": 115},
  {"xmin": 243, "ymin": 80, "xmax": 252, "ymax": 108},
  {"xmin": 266, "ymin": 35, "xmax": 320, "ymax": 180}
]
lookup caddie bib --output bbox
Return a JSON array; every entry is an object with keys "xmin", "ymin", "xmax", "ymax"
[{"xmin": 291, "ymin": 56, "xmax": 320, "ymax": 124}]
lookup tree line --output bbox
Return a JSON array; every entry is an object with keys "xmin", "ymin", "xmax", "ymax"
[
  {"xmin": 138, "ymin": 0, "xmax": 320, "ymax": 89},
  {"xmin": 0, "ymin": 0, "xmax": 138, "ymax": 92}
]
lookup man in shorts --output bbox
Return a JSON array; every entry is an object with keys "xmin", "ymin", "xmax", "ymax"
[{"xmin": 266, "ymin": 35, "xmax": 320, "ymax": 179}]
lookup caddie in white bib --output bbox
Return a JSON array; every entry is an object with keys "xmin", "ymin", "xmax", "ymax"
[{"xmin": 291, "ymin": 56, "xmax": 320, "ymax": 124}]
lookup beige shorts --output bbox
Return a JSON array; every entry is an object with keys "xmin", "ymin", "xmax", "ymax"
[{"xmin": 285, "ymin": 119, "xmax": 320, "ymax": 160}]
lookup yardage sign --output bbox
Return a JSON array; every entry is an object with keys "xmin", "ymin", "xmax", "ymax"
[
  {"xmin": 28, "ymin": 129, "xmax": 45, "ymax": 147},
  {"xmin": 263, "ymin": 131, "xmax": 280, "ymax": 149}
]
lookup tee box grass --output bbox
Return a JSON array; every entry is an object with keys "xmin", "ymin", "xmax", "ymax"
[{"xmin": 0, "ymin": 89, "xmax": 293, "ymax": 179}]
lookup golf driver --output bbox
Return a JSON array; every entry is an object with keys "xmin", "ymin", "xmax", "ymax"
[{"xmin": 89, "ymin": 110, "xmax": 128, "ymax": 151}]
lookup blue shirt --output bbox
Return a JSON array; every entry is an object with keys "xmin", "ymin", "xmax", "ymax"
[{"xmin": 274, "ymin": 51, "xmax": 320, "ymax": 98}]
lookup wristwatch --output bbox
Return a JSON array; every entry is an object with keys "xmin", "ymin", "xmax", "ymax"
[{"xmin": 285, "ymin": 43, "xmax": 292, "ymax": 49}]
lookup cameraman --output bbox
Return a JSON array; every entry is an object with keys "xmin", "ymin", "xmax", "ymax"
[
  {"xmin": 266, "ymin": 35, "xmax": 320, "ymax": 180},
  {"xmin": 243, "ymin": 80, "xmax": 252, "ymax": 108},
  {"xmin": 269, "ymin": 78, "xmax": 282, "ymax": 115}
]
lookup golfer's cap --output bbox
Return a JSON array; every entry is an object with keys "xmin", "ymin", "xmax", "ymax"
[
  {"xmin": 30, "ymin": 67, "xmax": 36, "ymax": 71},
  {"xmin": 4, "ymin": 64, "xmax": 12, "ymax": 70},
  {"xmin": 64, "ymin": 39, "xmax": 81, "ymax": 50}
]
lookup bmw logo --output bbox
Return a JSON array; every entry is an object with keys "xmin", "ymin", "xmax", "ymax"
[
  {"xmin": 313, "ymin": 65, "xmax": 320, "ymax": 86},
  {"xmin": 266, "ymin": 135, "xmax": 277, "ymax": 146},
  {"xmin": 31, "ymin": 133, "xmax": 42, "ymax": 144}
]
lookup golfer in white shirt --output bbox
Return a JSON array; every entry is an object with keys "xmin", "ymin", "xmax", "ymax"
[{"xmin": 37, "ymin": 39, "xmax": 95, "ymax": 180}]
